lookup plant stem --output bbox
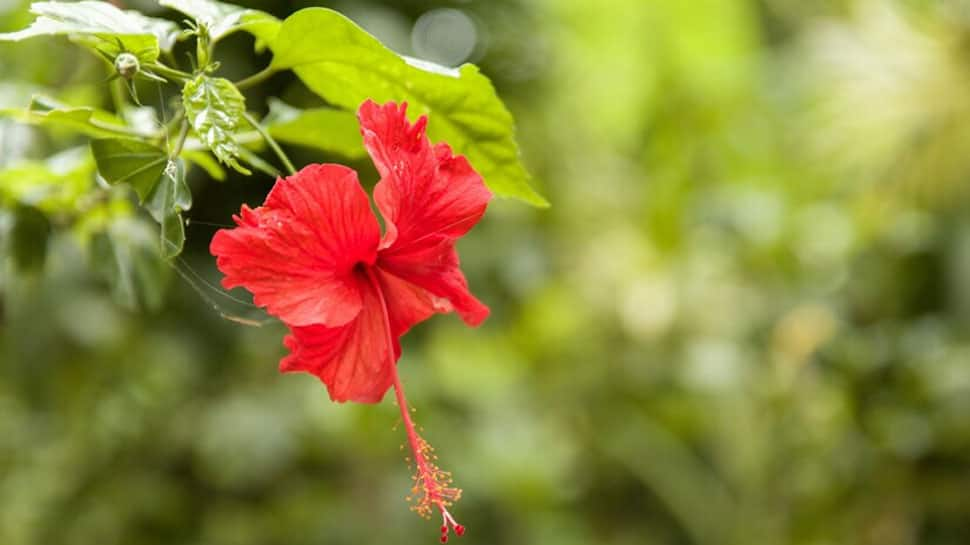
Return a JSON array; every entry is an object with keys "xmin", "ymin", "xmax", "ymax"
[
  {"xmin": 170, "ymin": 121, "xmax": 190, "ymax": 159},
  {"xmin": 109, "ymin": 78, "xmax": 127, "ymax": 114},
  {"xmin": 145, "ymin": 63, "xmax": 193, "ymax": 83},
  {"xmin": 160, "ymin": 110, "xmax": 185, "ymax": 140},
  {"xmin": 235, "ymin": 66, "xmax": 277, "ymax": 90},
  {"xmin": 242, "ymin": 111, "xmax": 296, "ymax": 175}
]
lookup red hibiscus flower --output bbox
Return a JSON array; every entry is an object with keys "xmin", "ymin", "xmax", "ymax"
[{"xmin": 210, "ymin": 100, "xmax": 488, "ymax": 540}]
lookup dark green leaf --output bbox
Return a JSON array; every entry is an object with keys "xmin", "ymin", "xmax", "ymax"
[
  {"xmin": 159, "ymin": 0, "xmax": 280, "ymax": 42},
  {"xmin": 145, "ymin": 160, "xmax": 190, "ymax": 259},
  {"xmin": 10, "ymin": 205, "xmax": 50, "ymax": 273},
  {"xmin": 269, "ymin": 7, "xmax": 547, "ymax": 206},
  {"xmin": 0, "ymin": 1, "xmax": 163, "ymax": 60},
  {"xmin": 182, "ymin": 75, "xmax": 250, "ymax": 175},
  {"xmin": 265, "ymin": 98, "xmax": 365, "ymax": 158},
  {"xmin": 91, "ymin": 138, "xmax": 168, "ymax": 202}
]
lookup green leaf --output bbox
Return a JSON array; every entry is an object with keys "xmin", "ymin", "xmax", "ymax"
[
  {"xmin": 183, "ymin": 150, "xmax": 226, "ymax": 181},
  {"xmin": 182, "ymin": 75, "xmax": 251, "ymax": 175},
  {"xmin": 268, "ymin": 7, "xmax": 547, "ymax": 206},
  {"xmin": 91, "ymin": 138, "xmax": 168, "ymax": 202},
  {"xmin": 0, "ymin": 147, "xmax": 94, "ymax": 213},
  {"xmin": 90, "ymin": 217, "xmax": 167, "ymax": 311},
  {"xmin": 264, "ymin": 98, "xmax": 365, "ymax": 158},
  {"xmin": 236, "ymin": 147, "xmax": 279, "ymax": 178},
  {"xmin": 0, "ymin": 95, "xmax": 142, "ymax": 139},
  {"xmin": 9, "ymin": 205, "xmax": 51, "ymax": 273},
  {"xmin": 159, "ymin": 0, "xmax": 280, "ymax": 42},
  {"xmin": 145, "ymin": 160, "xmax": 190, "ymax": 258},
  {"xmin": 124, "ymin": 11, "xmax": 181, "ymax": 53},
  {"xmin": 0, "ymin": 1, "xmax": 163, "ymax": 60}
]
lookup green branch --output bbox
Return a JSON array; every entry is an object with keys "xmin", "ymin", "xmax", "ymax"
[
  {"xmin": 243, "ymin": 111, "xmax": 296, "ymax": 176},
  {"xmin": 144, "ymin": 63, "xmax": 193, "ymax": 83},
  {"xmin": 235, "ymin": 66, "xmax": 278, "ymax": 90}
]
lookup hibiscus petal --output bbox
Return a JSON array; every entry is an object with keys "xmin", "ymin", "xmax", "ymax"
[
  {"xmin": 279, "ymin": 274, "xmax": 399, "ymax": 403},
  {"xmin": 375, "ymin": 267, "xmax": 448, "ymax": 338},
  {"xmin": 379, "ymin": 240, "xmax": 490, "ymax": 327},
  {"xmin": 358, "ymin": 100, "xmax": 492, "ymax": 327},
  {"xmin": 210, "ymin": 164, "xmax": 380, "ymax": 327}
]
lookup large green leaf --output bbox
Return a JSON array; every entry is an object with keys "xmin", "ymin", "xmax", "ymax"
[
  {"xmin": 145, "ymin": 160, "xmax": 191, "ymax": 258},
  {"xmin": 268, "ymin": 7, "xmax": 547, "ymax": 206},
  {"xmin": 123, "ymin": 11, "xmax": 181, "ymax": 53},
  {"xmin": 0, "ymin": 1, "xmax": 165, "ymax": 60},
  {"xmin": 182, "ymin": 75, "xmax": 250, "ymax": 175},
  {"xmin": 0, "ymin": 95, "xmax": 142, "ymax": 139},
  {"xmin": 91, "ymin": 140, "xmax": 190, "ymax": 258},
  {"xmin": 91, "ymin": 138, "xmax": 168, "ymax": 202},
  {"xmin": 159, "ymin": 0, "xmax": 280, "ymax": 43},
  {"xmin": 265, "ymin": 99, "xmax": 364, "ymax": 158}
]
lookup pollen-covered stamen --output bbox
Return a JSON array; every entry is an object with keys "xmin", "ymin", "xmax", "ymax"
[
  {"xmin": 397, "ymin": 409, "xmax": 466, "ymax": 540},
  {"xmin": 365, "ymin": 267, "xmax": 466, "ymax": 540},
  {"xmin": 405, "ymin": 432, "xmax": 462, "ymax": 519},
  {"xmin": 397, "ymin": 408, "xmax": 467, "ymax": 543}
]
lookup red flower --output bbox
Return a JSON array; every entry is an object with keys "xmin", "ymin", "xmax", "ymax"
[
  {"xmin": 210, "ymin": 100, "xmax": 488, "ymax": 539},
  {"xmin": 210, "ymin": 100, "xmax": 491, "ymax": 402}
]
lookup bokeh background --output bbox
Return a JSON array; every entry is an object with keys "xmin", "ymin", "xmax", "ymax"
[{"xmin": 3, "ymin": 0, "xmax": 970, "ymax": 544}]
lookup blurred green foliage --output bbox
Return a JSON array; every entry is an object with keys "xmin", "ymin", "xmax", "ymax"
[{"xmin": 3, "ymin": 0, "xmax": 970, "ymax": 544}]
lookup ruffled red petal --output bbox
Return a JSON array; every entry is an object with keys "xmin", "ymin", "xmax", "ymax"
[
  {"xmin": 280, "ymin": 272, "xmax": 399, "ymax": 403},
  {"xmin": 358, "ymin": 100, "xmax": 492, "ymax": 327},
  {"xmin": 379, "ymin": 237, "xmax": 489, "ymax": 327},
  {"xmin": 374, "ymin": 267, "xmax": 448, "ymax": 338},
  {"xmin": 210, "ymin": 164, "xmax": 380, "ymax": 327}
]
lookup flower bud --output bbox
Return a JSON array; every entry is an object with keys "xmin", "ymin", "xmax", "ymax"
[{"xmin": 114, "ymin": 52, "xmax": 140, "ymax": 80}]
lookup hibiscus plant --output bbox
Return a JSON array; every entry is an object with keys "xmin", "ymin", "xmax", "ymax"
[{"xmin": 0, "ymin": 0, "xmax": 546, "ymax": 541}]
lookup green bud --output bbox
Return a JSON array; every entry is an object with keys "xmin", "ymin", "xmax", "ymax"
[{"xmin": 114, "ymin": 52, "xmax": 140, "ymax": 80}]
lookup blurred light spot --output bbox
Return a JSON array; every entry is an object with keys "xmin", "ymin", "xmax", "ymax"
[
  {"xmin": 411, "ymin": 8, "xmax": 477, "ymax": 67},
  {"xmin": 619, "ymin": 273, "xmax": 677, "ymax": 340},
  {"xmin": 338, "ymin": 3, "xmax": 411, "ymax": 54},
  {"xmin": 0, "ymin": 121, "xmax": 35, "ymax": 166},
  {"xmin": 122, "ymin": 106, "xmax": 160, "ymax": 135},
  {"xmin": 772, "ymin": 303, "xmax": 838, "ymax": 380},
  {"xmin": 730, "ymin": 189, "xmax": 784, "ymax": 246},
  {"xmin": 795, "ymin": 203, "xmax": 855, "ymax": 266},
  {"xmin": 682, "ymin": 338, "xmax": 743, "ymax": 391}
]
